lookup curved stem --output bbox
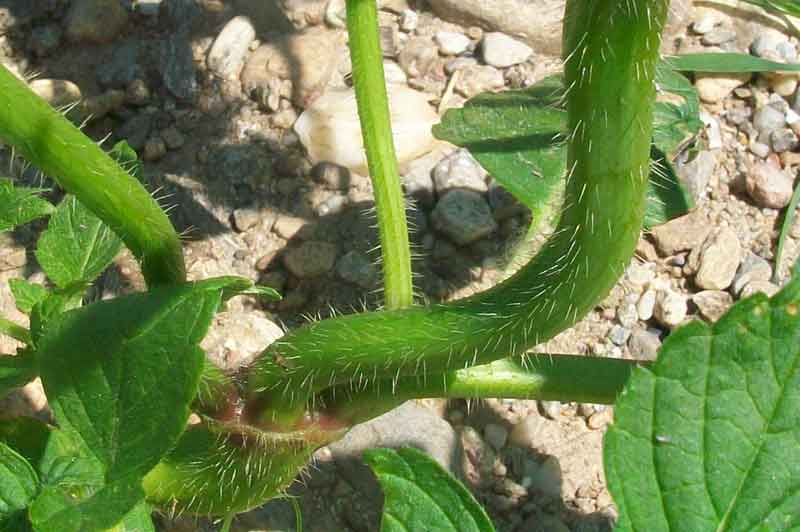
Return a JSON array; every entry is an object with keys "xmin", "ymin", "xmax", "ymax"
[
  {"xmin": 318, "ymin": 355, "xmax": 642, "ymax": 426},
  {"xmin": 345, "ymin": 0, "xmax": 413, "ymax": 310},
  {"xmin": 0, "ymin": 66, "xmax": 185, "ymax": 287}
]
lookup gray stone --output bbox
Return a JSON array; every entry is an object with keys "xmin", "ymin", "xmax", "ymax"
[
  {"xmin": 692, "ymin": 290, "xmax": 733, "ymax": 322},
  {"xmin": 96, "ymin": 41, "xmax": 140, "ymax": 89},
  {"xmin": 740, "ymin": 280, "xmax": 780, "ymax": 298},
  {"xmin": 455, "ymin": 64, "xmax": 505, "ymax": 98},
  {"xmin": 432, "ymin": 189, "xmax": 498, "ymax": 245},
  {"xmin": 432, "ymin": 149, "xmax": 488, "ymax": 194},
  {"xmin": 616, "ymin": 302, "xmax": 639, "ymax": 328},
  {"xmin": 232, "ymin": 208, "xmax": 261, "ymax": 232},
  {"xmin": 628, "ymin": 328, "xmax": 661, "ymax": 361},
  {"xmin": 126, "ymin": 79, "xmax": 151, "ymax": 106},
  {"xmin": 160, "ymin": 29, "xmax": 197, "ymax": 100},
  {"xmin": 692, "ymin": 227, "xmax": 741, "ymax": 291},
  {"xmin": 401, "ymin": 150, "xmax": 441, "ymax": 208},
  {"xmin": 637, "ymin": 289, "xmax": 656, "ymax": 321},
  {"xmin": 143, "ymin": 137, "xmax": 166, "ymax": 162},
  {"xmin": 608, "ymin": 325, "xmax": 631, "ymax": 346},
  {"xmin": 751, "ymin": 32, "xmax": 787, "ymax": 58},
  {"xmin": 654, "ymin": 290, "xmax": 687, "ymax": 328},
  {"xmin": 650, "ymin": 209, "xmax": 711, "ymax": 256},
  {"xmin": 753, "ymin": 104, "xmax": 786, "ymax": 137},
  {"xmin": 750, "ymin": 141, "xmax": 771, "ymax": 159},
  {"xmin": 242, "ymin": 27, "xmax": 347, "ymax": 109},
  {"xmin": 201, "ymin": 309, "xmax": 284, "ymax": 369},
  {"xmin": 694, "ymin": 73, "xmax": 751, "ymax": 104},
  {"xmin": 282, "ymin": 241, "xmax": 337, "ymax": 278},
  {"xmin": 336, "ymin": 250, "xmax": 378, "ymax": 288},
  {"xmin": 400, "ymin": 9, "xmax": 418, "ymax": 32},
  {"xmin": 488, "ymin": 180, "xmax": 526, "ymax": 220},
  {"xmin": 691, "ymin": 15, "xmax": 717, "ymax": 35},
  {"xmin": 732, "ymin": 252, "xmax": 773, "ymax": 296},
  {"xmin": 207, "ymin": 16, "xmax": 256, "ymax": 78},
  {"xmin": 701, "ymin": 28, "xmax": 736, "ymax": 46},
  {"xmin": 136, "ymin": 0, "xmax": 163, "ymax": 16},
  {"xmin": 315, "ymin": 193, "xmax": 348, "ymax": 216},
  {"xmin": 161, "ymin": 126, "xmax": 185, "ymax": 150},
  {"xmin": 65, "ymin": 0, "xmax": 128, "ymax": 44},
  {"xmin": 771, "ymin": 128, "xmax": 798, "ymax": 153},
  {"xmin": 398, "ymin": 36, "xmax": 439, "ymax": 78},
  {"xmin": 484, "ymin": 423, "xmax": 508, "ymax": 451},
  {"xmin": 746, "ymin": 161, "xmax": 794, "ymax": 209},
  {"xmin": 435, "ymin": 31, "xmax": 471, "ymax": 56},
  {"xmin": 312, "ymin": 162, "xmax": 350, "ymax": 190},
  {"xmin": 116, "ymin": 113, "xmax": 152, "ymax": 151},
  {"xmin": 328, "ymin": 401, "xmax": 459, "ymax": 474},
  {"xmin": 273, "ymin": 215, "xmax": 310, "ymax": 240},
  {"xmin": 481, "ymin": 32, "xmax": 532, "ymax": 68},
  {"xmin": 677, "ymin": 150, "xmax": 715, "ymax": 202},
  {"xmin": 29, "ymin": 24, "xmax": 62, "ymax": 57},
  {"xmin": 539, "ymin": 400, "xmax": 562, "ymax": 420}
]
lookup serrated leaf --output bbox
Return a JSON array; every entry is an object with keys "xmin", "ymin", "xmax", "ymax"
[
  {"xmin": 665, "ymin": 52, "xmax": 800, "ymax": 73},
  {"xmin": 37, "ymin": 278, "xmax": 241, "ymax": 482},
  {"xmin": 365, "ymin": 447, "xmax": 495, "ymax": 532},
  {"xmin": 0, "ymin": 354, "xmax": 36, "ymax": 398},
  {"xmin": 108, "ymin": 141, "xmax": 142, "ymax": 182},
  {"xmin": 29, "ymin": 285, "xmax": 85, "ymax": 346},
  {"xmin": 0, "ymin": 179, "xmax": 54, "ymax": 233},
  {"xmin": 9, "ymin": 280, "xmax": 49, "ymax": 315},
  {"xmin": 28, "ymin": 477, "xmax": 143, "ymax": 532},
  {"xmin": 0, "ymin": 442, "xmax": 38, "ymax": 518},
  {"xmin": 605, "ymin": 274, "xmax": 800, "ymax": 531},
  {"xmin": 35, "ymin": 196, "xmax": 123, "ymax": 289},
  {"xmin": 434, "ymin": 70, "xmax": 698, "ymax": 230}
]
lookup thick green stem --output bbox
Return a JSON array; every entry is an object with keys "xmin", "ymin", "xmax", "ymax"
[
  {"xmin": 0, "ymin": 66, "xmax": 185, "ymax": 287},
  {"xmin": 345, "ymin": 0, "xmax": 413, "ymax": 310},
  {"xmin": 319, "ymin": 355, "xmax": 642, "ymax": 426}
]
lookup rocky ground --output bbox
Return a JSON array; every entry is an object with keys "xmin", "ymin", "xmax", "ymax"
[{"xmin": 1, "ymin": 1, "xmax": 799, "ymax": 531}]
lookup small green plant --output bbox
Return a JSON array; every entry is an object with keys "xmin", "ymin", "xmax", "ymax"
[{"xmin": 0, "ymin": 0, "xmax": 797, "ymax": 530}]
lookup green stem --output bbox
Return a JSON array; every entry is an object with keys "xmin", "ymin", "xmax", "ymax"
[
  {"xmin": 345, "ymin": 0, "xmax": 413, "ymax": 310},
  {"xmin": 774, "ymin": 174, "xmax": 800, "ymax": 283},
  {"xmin": 319, "ymin": 355, "xmax": 641, "ymax": 425},
  {"xmin": 0, "ymin": 318, "xmax": 31, "ymax": 345},
  {"xmin": 0, "ymin": 66, "xmax": 185, "ymax": 287}
]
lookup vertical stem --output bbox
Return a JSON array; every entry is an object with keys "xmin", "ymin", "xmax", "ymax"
[{"xmin": 345, "ymin": 0, "xmax": 413, "ymax": 310}]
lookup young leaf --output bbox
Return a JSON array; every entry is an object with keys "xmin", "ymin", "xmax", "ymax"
[
  {"xmin": 28, "ymin": 285, "xmax": 85, "ymax": 345},
  {"xmin": 0, "ymin": 179, "xmax": 54, "ymax": 233},
  {"xmin": 605, "ymin": 273, "xmax": 800, "ymax": 531},
  {"xmin": 0, "ymin": 353, "xmax": 36, "ymax": 398},
  {"xmin": 0, "ymin": 318, "xmax": 31, "ymax": 345},
  {"xmin": 665, "ymin": 52, "xmax": 800, "ymax": 73},
  {"xmin": 36, "ymin": 278, "xmax": 240, "ymax": 482},
  {"xmin": 0, "ymin": 442, "xmax": 38, "ymax": 519},
  {"xmin": 28, "ymin": 477, "xmax": 143, "ymax": 532},
  {"xmin": 434, "ymin": 70, "xmax": 698, "ymax": 230},
  {"xmin": 8, "ymin": 280, "xmax": 48, "ymax": 315},
  {"xmin": 364, "ymin": 447, "xmax": 495, "ymax": 532},
  {"xmin": 35, "ymin": 196, "xmax": 123, "ymax": 290},
  {"xmin": 108, "ymin": 141, "xmax": 142, "ymax": 182}
]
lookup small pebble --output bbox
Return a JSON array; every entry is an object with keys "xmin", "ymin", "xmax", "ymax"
[
  {"xmin": 434, "ymin": 31, "xmax": 471, "ymax": 56},
  {"xmin": 481, "ymin": 32, "xmax": 533, "ymax": 68},
  {"xmin": 484, "ymin": 423, "xmax": 508, "ymax": 451},
  {"xmin": 692, "ymin": 290, "xmax": 734, "ymax": 321},
  {"xmin": 746, "ymin": 161, "xmax": 794, "ymax": 209},
  {"xmin": 539, "ymin": 400, "xmax": 562, "ymax": 420},
  {"xmin": 654, "ymin": 290, "xmax": 688, "ymax": 328}
]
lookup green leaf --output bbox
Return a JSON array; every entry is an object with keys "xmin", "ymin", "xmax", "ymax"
[
  {"xmin": 9, "ymin": 280, "xmax": 49, "ymax": 315},
  {"xmin": 665, "ymin": 52, "xmax": 800, "ymax": 73},
  {"xmin": 237, "ymin": 285, "xmax": 282, "ymax": 301},
  {"xmin": 29, "ymin": 285, "xmax": 85, "ymax": 346},
  {"xmin": 35, "ymin": 196, "xmax": 123, "ymax": 290},
  {"xmin": 654, "ymin": 65, "xmax": 703, "ymax": 158},
  {"xmin": 774, "ymin": 178, "xmax": 800, "ymax": 282},
  {"xmin": 0, "ymin": 317, "xmax": 30, "ymax": 345},
  {"xmin": 109, "ymin": 501, "xmax": 154, "ymax": 532},
  {"xmin": 108, "ymin": 141, "xmax": 142, "ymax": 182},
  {"xmin": 364, "ymin": 447, "xmax": 495, "ymax": 532},
  {"xmin": 0, "ymin": 511, "xmax": 31, "ymax": 531},
  {"xmin": 433, "ymin": 75, "xmax": 566, "ymax": 228},
  {"xmin": 645, "ymin": 148, "xmax": 694, "ymax": 229},
  {"xmin": 37, "ymin": 278, "xmax": 239, "ymax": 482},
  {"xmin": 0, "ymin": 442, "xmax": 38, "ymax": 518},
  {"xmin": 434, "ymin": 71, "xmax": 698, "ymax": 230},
  {"xmin": 0, "ymin": 353, "xmax": 36, "ymax": 398},
  {"xmin": 740, "ymin": 0, "xmax": 800, "ymax": 16},
  {"xmin": 605, "ymin": 274, "xmax": 800, "ymax": 531},
  {"xmin": 28, "ymin": 477, "xmax": 143, "ymax": 532},
  {"xmin": 0, "ymin": 179, "xmax": 54, "ymax": 233}
]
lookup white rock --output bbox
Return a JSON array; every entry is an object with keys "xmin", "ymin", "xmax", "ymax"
[
  {"xmin": 637, "ymin": 289, "xmax": 657, "ymax": 321},
  {"xmin": 294, "ymin": 85, "xmax": 438, "ymax": 174},
  {"xmin": 654, "ymin": 290, "xmax": 687, "ymax": 328},
  {"xmin": 207, "ymin": 16, "xmax": 256, "ymax": 78},
  {"xmin": 201, "ymin": 310, "xmax": 284, "ymax": 369},
  {"xmin": 481, "ymin": 32, "xmax": 532, "ymax": 68},
  {"xmin": 746, "ymin": 161, "xmax": 794, "ymax": 209},
  {"xmin": 694, "ymin": 72, "xmax": 751, "ymax": 104},
  {"xmin": 693, "ymin": 227, "xmax": 742, "ymax": 291},
  {"xmin": 435, "ymin": 31, "xmax": 471, "ymax": 56},
  {"xmin": 432, "ymin": 149, "xmax": 488, "ymax": 194}
]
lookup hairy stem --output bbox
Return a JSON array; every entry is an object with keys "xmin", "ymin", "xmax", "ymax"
[
  {"xmin": 0, "ymin": 66, "xmax": 185, "ymax": 287},
  {"xmin": 319, "ymin": 356, "xmax": 643, "ymax": 426},
  {"xmin": 345, "ymin": 0, "xmax": 414, "ymax": 310}
]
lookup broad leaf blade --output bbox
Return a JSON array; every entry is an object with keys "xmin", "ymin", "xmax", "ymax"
[
  {"xmin": 0, "ymin": 179, "xmax": 53, "ymax": 233},
  {"xmin": 0, "ymin": 354, "xmax": 36, "ymax": 398},
  {"xmin": 36, "ymin": 278, "xmax": 238, "ymax": 482},
  {"xmin": 9, "ymin": 280, "xmax": 49, "ymax": 315},
  {"xmin": 605, "ymin": 275, "xmax": 800, "ymax": 530},
  {"xmin": 364, "ymin": 447, "xmax": 495, "ymax": 532},
  {"xmin": 646, "ymin": 148, "xmax": 694, "ymax": 228},
  {"xmin": 654, "ymin": 65, "xmax": 703, "ymax": 158},
  {"xmin": 35, "ymin": 196, "xmax": 123, "ymax": 289},
  {"xmin": 0, "ymin": 442, "xmax": 38, "ymax": 518},
  {"xmin": 28, "ymin": 477, "xmax": 143, "ymax": 532},
  {"xmin": 110, "ymin": 501, "xmax": 154, "ymax": 532}
]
